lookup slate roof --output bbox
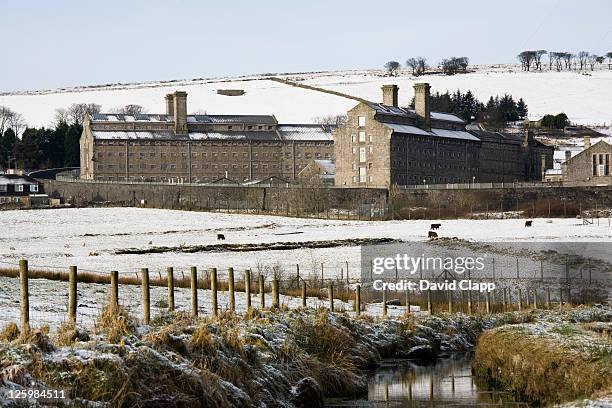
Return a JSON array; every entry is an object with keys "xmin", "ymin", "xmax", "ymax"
[
  {"xmin": 0, "ymin": 174, "xmax": 40, "ymax": 185},
  {"xmin": 90, "ymin": 113, "xmax": 277, "ymax": 125},
  {"xmin": 382, "ymin": 123, "xmax": 480, "ymax": 142},
  {"xmin": 366, "ymin": 102, "xmax": 465, "ymax": 124}
]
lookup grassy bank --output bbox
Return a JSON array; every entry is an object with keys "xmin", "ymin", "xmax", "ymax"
[
  {"xmin": 0, "ymin": 306, "xmax": 609, "ymax": 407},
  {"xmin": 473, "ymin": 313, "xmax": 612, "ymax": 405}
]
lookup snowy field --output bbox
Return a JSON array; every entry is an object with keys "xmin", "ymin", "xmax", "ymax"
[
  {"xmin": 2, "ymin": 207, "xmax": 612, "ymax": 279},
  {"xmin": 1, "ymin": 65, "xmax": 611, "ymax": 128}
]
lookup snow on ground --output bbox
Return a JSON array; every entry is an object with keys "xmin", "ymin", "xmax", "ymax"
[
  {"xmin": 1, "ymin": 65, "xmax": 612, "ymax": 128},
  {"xmin": 2, "ymin": 207, "xmax": 612, "ymax": 278}
]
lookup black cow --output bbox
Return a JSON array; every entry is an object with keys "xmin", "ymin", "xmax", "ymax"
[
  {"xmin": 525, "ymin": 220, "xmax": 533, "ymax": 227},
  {"xmin": 217, "ymin": 233, "xmax": 226, "ymax": 240},
  {"xmin": 428, "ymin": 231, "xmax": 438, "ymax": 240},
  {"xmin": 430, "ymin": 223, "xmax": 441, "ymax": 230}
]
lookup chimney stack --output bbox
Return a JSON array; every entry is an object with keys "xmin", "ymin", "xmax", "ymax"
[
  {"xmin": 413, "ymin": 83, "xmax": 431, "ymax": 129},
  {"xmin": 584, "ymin": 136, "xmax": 591, "ymax": 149},
  {"xmin": 381, "ymin": 85, "xmax": 399, "ymax": 107},
  {"xmin": 165, "ymin": 94, "xmax": 174, "ymax": 116},
  {"xmin": 565, "ymin": 150, "xmax": 572, "ymax": 162},
  {"xmin": 172, "ymin": 91, "xmax": 188, "ymax": 134}
]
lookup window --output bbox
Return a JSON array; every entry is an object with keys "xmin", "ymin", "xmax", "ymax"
[
  {"xmin": 351, "ymin": 135, "xmax": 355, "ymax": 143},
  {"xmin": 358, "ymin": 116, "xmax": 366, "ymax": 127},
  {"xmin": 359, "ymin": 131, "xmax": 366, "ymax": 143},
  {"xmin": 359, "ymin": 167, "xmax": 366, "ymax": 183},
  {"xmin": 359, "ymin": 147, "xmax": 366, "ymax": 163},
  {"xmin": 0, "ymin": 185, "xmax": 6, "ymax": 192},
  {"xmin": 15, "ymin": 184, "xmax": 24, "ymax": 192},
  {"xmin": 29, "ymin": 185, "xmax": 38, "ymax": 192}
]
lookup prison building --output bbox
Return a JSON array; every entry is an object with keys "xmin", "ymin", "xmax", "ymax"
[
  {"xmin": 562, "ymin": 138, "xmax": 612, "ymax": 184},
  {"xmin": 80, "ymin": 92, "xmax": 334, "ymax": 183},
  {"xmin": 333, "ymin": 83, "xmax": 553, "ymax": 187}
]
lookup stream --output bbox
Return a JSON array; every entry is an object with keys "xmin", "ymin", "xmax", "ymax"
[{"xmin": 327, "ymin": 355, "xmax": 528, "ymax": 407}]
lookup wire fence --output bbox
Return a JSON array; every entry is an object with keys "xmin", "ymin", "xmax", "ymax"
[{"xmin": 1, "ymin": 257, "xmax": 609, "ymax": 332}]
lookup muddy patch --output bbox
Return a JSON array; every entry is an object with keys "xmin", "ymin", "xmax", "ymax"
[{"xmin": 114, "ymin": 237, "xmax": 400, "ymax": 255}]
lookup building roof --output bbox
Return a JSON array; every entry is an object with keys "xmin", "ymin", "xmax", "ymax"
[
  {"xmin": 366, "ymin": 102, "xmax": 465, "ymax": 124},
  {"xmin": 90, "ymin": 113, "xmax": 277, "ymax": 125},
  {"xmin": 468, "ymin": 129, "xmax": 524, "ymax": 144},
  {"xmin": 313, "ymin": 159, "xmax": 334, "ymax": 174},
  {"xmin": 0, "ymin": 174, "xmax": 39, "ymax": 185},
  {"xmin": 382, "ymin": 123, "xmax": 480, "ymax": 142},
  {"xmin": 277, "ymin": 124, "xmax": 334, "ymax": 141},
  {"xmin": 92, "ymin": 124, "xmax": 334, "ymax": 142}
]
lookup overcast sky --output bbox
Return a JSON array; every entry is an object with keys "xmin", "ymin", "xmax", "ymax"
[{"xmin": 1, "ymin": 0, "xmax": 611, "ymax": 92}]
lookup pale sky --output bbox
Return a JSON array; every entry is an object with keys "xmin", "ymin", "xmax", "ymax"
[{"xmin": 1, "ymin": 0, "xmax": 611, "ymax": 92}]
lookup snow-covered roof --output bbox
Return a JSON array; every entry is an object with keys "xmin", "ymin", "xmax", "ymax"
[
  {"xmin": 277, "ymin": 124, "xmax": 334, "ymax": 141},
  {"xmin": 0, "ymin": 174, "xmax": 39, "ymax": 185},
  {"xmin": 90, "ymin": 113, "xmax": 277, "ymax": 125},
  {"xmin": 382, "ymin": 123, "xmax": 479, "ymax": 141},
  {"xmin": 366, "ymin": 102, "xmax": 465, "ymax": 124}
]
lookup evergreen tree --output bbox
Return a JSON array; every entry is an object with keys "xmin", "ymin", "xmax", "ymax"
[
  {"xmin": 63, "ymin": 124, "xmax": 82, "ymax": 166},
  {"xmin": 516, "ymin": 98, "xmax": 528, "ymax": 120},
  {"xmin": 0, "ymin": 129, "xmax": 18, "ymax": 168}
]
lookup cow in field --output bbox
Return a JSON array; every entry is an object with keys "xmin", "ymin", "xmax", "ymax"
[
  {"xmin": 428, "ymin": 231, "xmax": 438, "ymax": 240},
  {"xmin": 430, "ymin": 223, "xmax": 441, "ymax": 230},
  {"xmin": 217, "ymin": 233, "xmax": 226, "ymax": 240},
  {"xmin": 525, "ymin": 220, "xmax": 533, "ymax": 227}
]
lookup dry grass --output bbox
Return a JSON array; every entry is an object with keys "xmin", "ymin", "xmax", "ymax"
[
  {"xmin": 95, "ymin": 303, "xmax": 138, "ymax": 343},
  {"xmin": 0, "ymin": 322, "xmax": 20, "ymax": 342},
  {"xmin": 473, "ymin": 324, "xmax": 612, "ymax": 404}
]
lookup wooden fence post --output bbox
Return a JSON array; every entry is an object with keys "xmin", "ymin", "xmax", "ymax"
[
  {"xmin": 19, "ymin": 259, "xmax": 29, "ymax": 334},
  {"xmin": 228, "ymin": 267, "xmax": 235, "ymax": 312},
  {"xmin": 427, "ymin": 289, "xmax": 433, "ymax": 314},
  {"xmin": 141, "ymin": 268, "xmax": 150, "ymax": 324},
  {"xmin": 272, "ymin": 278, "xmax": 280, "ymax": 309},
  {"xmin": 467, "ymin": 289, "xmax": 472, "ymax": 315},
  {"xmin": 259, "ymin": 274, "xmax": 265, "ymax": 309},
  {"xmin": 355, "ymin": 285, "xmax": 361, "ymax": 316},
  {"xmin": 517, "ymin": 288, "xmax": 522, "ymax": 311},
  {"xmin": 533, "ymin": 289, "xmax": 538, "ymax": 309},
  {"xmin": 167, "ymin": 267, "xmax": 175, "ymax": 311},
  {"xmin": 546, "ymin": 287, "xmax": 551, "ymax": 308},
  {"xmin": 405, "ymin": 289, "xmax": 411, "ymax": 314},
  {"xmin": 485, "ymin": 290, "xmax": 491, "ymax": 314},
  {"xmin": 110, "ymin": 270, "xmax": 119, "ymax": 308},
  {"xmin": 502, "ymin": 287, "xmax": 507, "ymax": 312},
  {"xmin": 210, "ymin": 268, "xmax": 218, "ymax": 316},
  {"xmin": 447, "ymin": 289, "xmax": 452, "ymax": 313},
  {"xmin": 301, "ymin": 280, "xmax": 307, "ymax": 308},
  {"xmin": 382, "ymin": 289, "xmax": 387, "ymax": 317},
  {"xmin": 244, "ymin": 269, "xmax": 252, "ymax": 310},
  {"xmin": 190, "ymin": 266, "xmax": 198, "ymax": 317},
  {"xmin": 328, "ymin": 283, "xmax": 334, "ymax": 312},
  {"xmin": 68, "ymin": 266, "xmax": 77, "ymax": 324}
]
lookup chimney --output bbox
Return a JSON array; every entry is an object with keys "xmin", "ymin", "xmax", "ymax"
[
  {"xmin": 381, "ymin": 85, "xmax": 399, "ymax": 107},
  {"xmin": 584, "ymin": 136, "xmax": 591, "ymax": 149},
  {"xmin": 173, "ymin": 91, "xmax": 188, "ymax": 134},
  {"xmin": 165, "ymin": 94, "xmax": 174, "ymax": 116},
  {"xmin": 565, "ymin": 150, "xmax": 572, "ymax": 162},
  {"xmin": 522, "ymin": 129, "xmax": 533, "ymax": 147},
  {"xmin": 413, "ymin": 83, "xmax": 431, "ymax": 129}
]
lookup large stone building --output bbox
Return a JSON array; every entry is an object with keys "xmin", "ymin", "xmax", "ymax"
[
  {"xmin": 333, "ymin": 84, "xmax": 553, "ymax": 187},
  {"xmin": 80, "ymin": 92, "xmax": 334, "ymax": 183},
  {"xmin": 562, "ymin": 138, "xmax": 612, "ymax": 184}
]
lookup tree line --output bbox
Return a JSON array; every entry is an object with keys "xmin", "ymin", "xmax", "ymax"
[
  {"xmin": 518, "ymin": 50, "xmax": 612, "ymax": 71},
  {"xmin": 0, "ymin": 103, "xmax": 146, "ymax": 171},
  {"xmin": 409, "ymin": 90, "xmax": 529, "ymax": 130},
  {"xmin": 384, "ymin": 56, "xmax": 470, "ymax": 76}
]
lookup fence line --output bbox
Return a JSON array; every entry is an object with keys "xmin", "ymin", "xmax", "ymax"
[{"xmin": 5, "ymin": 258, "xmax": 607, "ymax": 332}]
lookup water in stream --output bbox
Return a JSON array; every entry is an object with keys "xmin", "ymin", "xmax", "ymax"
[{"xmin": 327, "ymin": 355, "xmax": 528, "ymax": 407}]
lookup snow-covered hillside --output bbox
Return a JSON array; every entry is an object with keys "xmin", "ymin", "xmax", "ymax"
[{"xmin": 1, "ymin": 65, "xmax": 611, "ymax": 129}]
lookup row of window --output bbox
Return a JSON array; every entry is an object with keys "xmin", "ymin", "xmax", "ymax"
[
  {"xmin": 592, "ymin": 153, "xmax": 610, "ymax": 177},
  {"xmin": 97, "ymin": 163, "xmax": 305, "ymax": 171},
  {"xmin": 0, "ymin": 184, "xmax": 38, "ymax": 193},
  {"xmin": 97, "ymin": 151, "xmax": 330, "ymax": 159}
]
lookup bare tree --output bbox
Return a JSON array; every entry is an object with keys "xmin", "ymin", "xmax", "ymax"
[
  {"xmin": 53, "ymin": 108, "xmax": 70, "ymax": 127},
  {"xmin": 0, "ymin": 106, "xmax": 14, "ymax": 136},
  {"xmin": 314, "ymin": 114, "xmax": 347, "ymax": 127},
  {"xmin": 440, "ymin": 57, "xmax": 469, "ymax": 75},
  {"xmin": 577, "ymin": 51, "xmax": 589, "ymax": 70},
  {"xmin": 406, "ymin": 57, "xmax": 427, "ymax": 76},
  {"xmin": 562, "ymin": 52, "xmax": 574, "ymax": 70},
  {"xmin": 534, "ymin": 50, "xmax": 547, "ymax": 70},
  {"xmin": 112, "ymin": 104, "xmax": 146, "ymax": 116},
  {"xmin": 65, "ymin": 103, "xmax": 102, "ymax": 125},
  {"xmin": 8, "ymin": 113, "xmax": 26, "ymax": 136},
  {"xmin": 607, "ymin": 52, "xmax": 612, "ymax": 67},
  {"xmin": 518, "ymin": 51, "xmax": 536, "ymax": 71},
  {"xmin": 384, "ymin": 61, "xmax": 401, "ymax": 76},
  {"xmin": 588, "ymin": 54, "xmax": 602, "ymax": 71}
]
